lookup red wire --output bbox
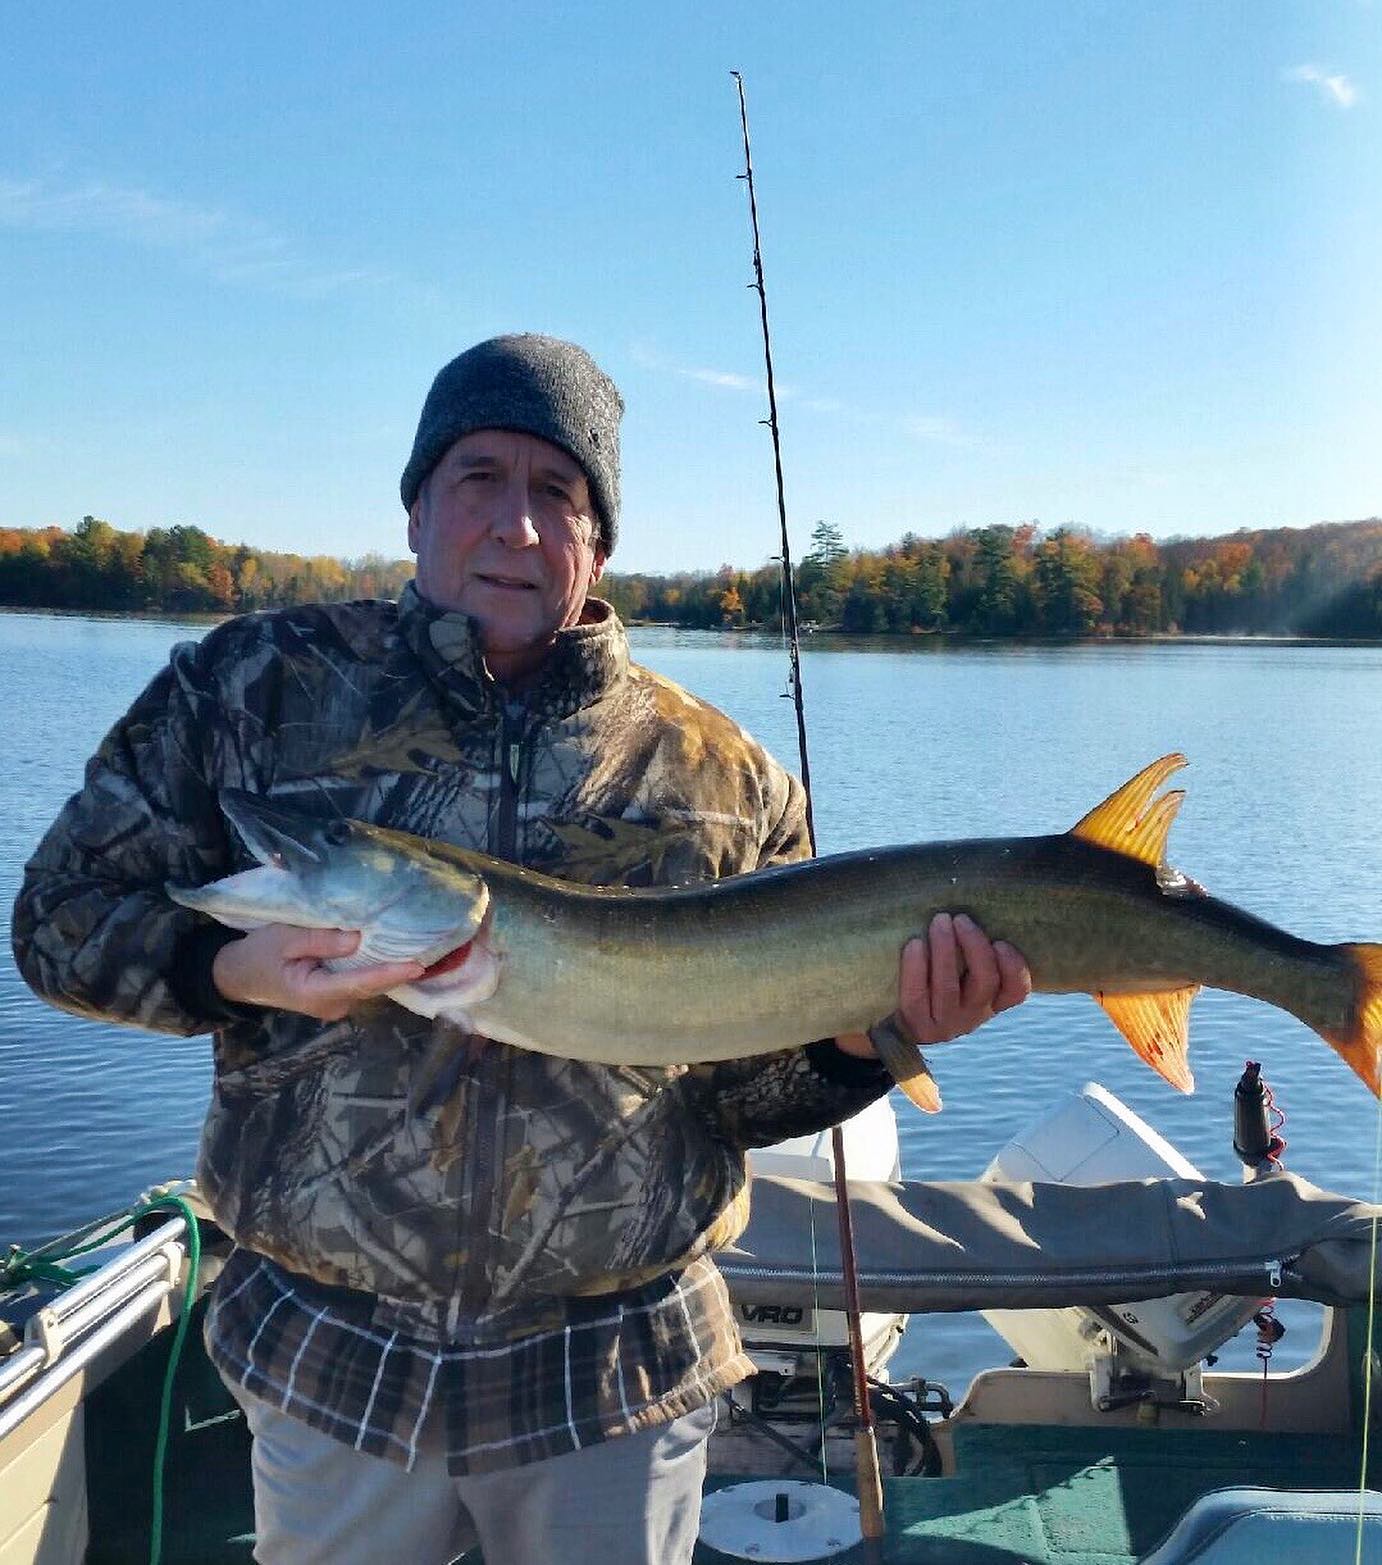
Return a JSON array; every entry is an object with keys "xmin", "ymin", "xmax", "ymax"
[
  {"xmin": 1255, "ymin": 1073, "xmax": 1285, "ymax": 1428},
  {"xmin": 1262, "ymin": 1082, "xmax": 1287, "ymax": 1163},
  {"xmin": 1255, "ymin": 1309, "xmax": 1279, "ymax": 1429}
]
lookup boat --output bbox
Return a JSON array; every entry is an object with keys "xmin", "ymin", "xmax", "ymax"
[{"xmin": 5, "ymin": 1066, "xmax": 1382, "ymax": 1564}]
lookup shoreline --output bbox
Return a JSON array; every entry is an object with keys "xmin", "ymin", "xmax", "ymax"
[{"xmin": 3, "ymin": 603, "xmax": 1379, "ymax": 649}]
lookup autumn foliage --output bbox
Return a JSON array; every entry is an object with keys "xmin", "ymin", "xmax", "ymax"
[
  {"xmin": 605, "ymin": 518, "xmax": 1382, "ymax": 639},
  {"xmin": 1, "ymin": 514, "xmax": 1379, "ymax": 638},
  {"xmin": 0, "ymin": 518, "xmax": 411, "ymax": 614}
]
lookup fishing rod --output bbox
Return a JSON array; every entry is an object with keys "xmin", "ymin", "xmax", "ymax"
[{"xmin": 731, "ymin": 69, "xmax": 886, "ymax": 1552}]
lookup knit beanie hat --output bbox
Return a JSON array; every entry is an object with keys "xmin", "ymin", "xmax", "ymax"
[{"xmin": 400, "ymin": 334, "xmax": 624, "ymax": 555}]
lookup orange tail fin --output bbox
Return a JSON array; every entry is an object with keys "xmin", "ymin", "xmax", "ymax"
[{"xmin": 1323, "ymin": 944, "xmax": 1382, "ymax": 1096}]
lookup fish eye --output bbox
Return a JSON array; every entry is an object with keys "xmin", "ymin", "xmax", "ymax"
[{"xmin": 325, "ymin": 821, "xmax": 351, "ymax": 846}]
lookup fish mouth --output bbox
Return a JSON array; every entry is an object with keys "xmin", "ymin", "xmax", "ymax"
[
  {"xmin": 413, "ymin": 905, "xmax": 495, "ymax": 986},
  {"xmin": 417, "ymin": 938, "xmax": 476, "ymax": 981}
]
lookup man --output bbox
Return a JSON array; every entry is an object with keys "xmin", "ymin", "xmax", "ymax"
[{"xmin": 14, "ymin": 334, "xmax": 1029, "ymax": 1564}]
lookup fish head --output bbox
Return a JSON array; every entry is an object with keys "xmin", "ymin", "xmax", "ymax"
[{"xmin": 169, "ymin": 789, "xmax": 490, "ymax": 967}]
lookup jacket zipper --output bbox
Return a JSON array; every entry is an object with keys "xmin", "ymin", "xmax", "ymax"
[{"xmin": 493, "ymin": 699, "xmax": 525, "ymax": 859}]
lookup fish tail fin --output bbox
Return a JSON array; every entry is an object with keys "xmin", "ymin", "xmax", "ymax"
[
  {"xmin": 863, "ymin": 1026, "xmax": 942, "ymax": 1113},
  {"xmin": 1095, "ymin": 984, "xmax": 1199, "ymax": 1093},
  {"xmin": 1322, "ymin": 944, "xmax": 1382, "ymax": 1096}
]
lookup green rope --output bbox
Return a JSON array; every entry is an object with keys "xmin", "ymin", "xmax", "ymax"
[
  {"xmin": 2, "ymin": 1191, "xmax": 202, "ymax": 1565},
  {"xmin": 0, "ymin": 1250, "xmax": 94, "ymax": 1290},
  {"xmin": 141, "ymin": 1194, "xmax": 202, "ymax": 1565}
]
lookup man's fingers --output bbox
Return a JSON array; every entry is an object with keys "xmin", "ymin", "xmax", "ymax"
[
  {"xmin": 992, "ymin": 941, "xmax": 1033, "ymax": 1013},
  {"xmin": 898, "ymin": 933, "xmax": 933, "ymax": 1038},
  {"xmin": 893, "ymin": 916, "xmax": 1032, "ymax": 1047},
  {"xmin": 279, "ymin": 926, "xmax": 363, "ymax": 960},
  {"xmin": 277, "ymin": 963, "xmax": 425, "ymax": 1022},
  {"xmin": 298, "ymin": 960, "xmax": 426, "ymax": 1004},
  {"xmin": 952, "ymin": 913, "xmax": 1000, "ymax": 1010},
  {"xmin": 281, "ymin": 929, "xmax": 426, "ymax": 1001},
  {"xmin": 927, "ymin": 913, "xmax": 962, "ymax": 1021},
  {"xmin": 212, "ymin": 922, "xmax": 425, "ymax": 1019}
]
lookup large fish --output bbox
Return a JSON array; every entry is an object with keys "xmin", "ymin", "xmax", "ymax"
[{"xmin": 168, "ymin": 756, "xmax": 1382, "ymax": 1111}]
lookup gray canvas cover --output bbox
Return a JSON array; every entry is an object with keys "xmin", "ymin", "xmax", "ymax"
[{"xmin": 719, "ymin": 1173, "xmax": 1382, "ymax": 1312}]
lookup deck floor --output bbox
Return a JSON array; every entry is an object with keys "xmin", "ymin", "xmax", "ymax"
[
  {"xmin": 84, "ymin": 1419, "xmax": 1378, "ymax": 1564},
  {"xmin": 82, "ymin": 1311, "xmax": 1379, "ymax": 1564},
  {"xmin": 699, "ymin": 1424, "xmax": 1378, "ymax": 1564}
]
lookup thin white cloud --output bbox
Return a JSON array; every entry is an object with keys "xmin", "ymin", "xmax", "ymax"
[
  {"xmin": 1284, "ymin": 64, "xmax": 1361, "ymax": 108},
  {"xmin": 628, "ymin": 342, "xmax": 766, "ymax": 395},
  {"xmin": 900, "ymin": 414, "xmax": 979, "ymax": 449},
  {"xmin": 682, "ymin": 367, "xmax": 760, "ymax": 392},
  {"xmin": 0, "ymin": 177, "xmax": 389, "ymax": 296},
  {"xmin": 629, "ymin": 343, "xmax": 980, "ymax": 449}
]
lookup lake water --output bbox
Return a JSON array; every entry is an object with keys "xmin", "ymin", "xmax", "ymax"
[{"xmin": 1, "ymin": 608, "xmax": 1380, "ymax": 1396}]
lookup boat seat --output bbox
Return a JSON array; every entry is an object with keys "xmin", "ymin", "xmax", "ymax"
[{"xmin": 1137, "ymin": 1485, "xmax": 1382, "ymax": 1563}]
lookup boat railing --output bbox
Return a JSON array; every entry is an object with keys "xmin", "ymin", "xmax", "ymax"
[{"xmin": 0, "ymin": 1215, "xmax": 188, "ymax": 1442}]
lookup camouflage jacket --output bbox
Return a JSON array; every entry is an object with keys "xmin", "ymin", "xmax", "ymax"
[{"xmin": 14, "ymin": 585, "xmax": 889, "ymax": 1339}]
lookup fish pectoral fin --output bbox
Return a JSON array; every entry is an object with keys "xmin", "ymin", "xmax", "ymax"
[
  {"xmin": 1069, "ymin": 754, "xmax": 1187, "ymax": 869},
  {"xmin": 862, "ymin": 1026, "xmax": 942, "ymax": 1113},
  {"xmin": 1095, "ymin": 985, "xmax": 1199, "ymax": 1092}
]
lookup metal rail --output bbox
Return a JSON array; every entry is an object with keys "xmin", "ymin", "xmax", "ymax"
[{"xmin": 0, "ymin": 1217, "xmax": 186, "ymax": 1434}]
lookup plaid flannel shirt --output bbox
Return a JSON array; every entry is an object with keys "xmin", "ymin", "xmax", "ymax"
[
  {"xmin": 207, "ymin": 1030, "xmax": 891, "ymax": 1476},
  {"xmin": 206, "ymin": 1247, "xmax": 754, "ymax": 1476}
]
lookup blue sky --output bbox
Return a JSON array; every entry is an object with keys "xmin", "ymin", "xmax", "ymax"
[{"xmin": 2, "ymin": 2, "xmax": 1378, "ymax": 575}]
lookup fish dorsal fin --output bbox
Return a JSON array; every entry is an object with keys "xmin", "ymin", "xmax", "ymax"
[
  {"xmin": 1069, "ymin": 754, "xmax": 1187, "ymax": 868},
  {"xmin": 1096, "ymin": 986, "xmax": 1199, "ymax": 1093}
]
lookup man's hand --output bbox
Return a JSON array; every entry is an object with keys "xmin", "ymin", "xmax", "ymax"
[
  {"xmin": 835, "ymin": 913, "xmax": 1031, "ymax": 1059},
  {"xmin": 211, "ymin": 925, "xmax": 425, "ymax": 1022}
]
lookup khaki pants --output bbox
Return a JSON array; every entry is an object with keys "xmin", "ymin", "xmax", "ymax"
[{"xmin": 229, "ymin": 1378, "xmax": 714, "ymax": 1565}]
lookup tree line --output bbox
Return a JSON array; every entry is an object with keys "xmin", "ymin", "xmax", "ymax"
[
  {"xmin": 0, "ymin": 518, "xmax": 412, "ymax": 613},
  {"xmin": 602, "ymin": 518, "xmax": 1382, "ymax": 639},
  {"xmin": 2, "ymin": 513, "xmax": 1380, "ymax": 638}
]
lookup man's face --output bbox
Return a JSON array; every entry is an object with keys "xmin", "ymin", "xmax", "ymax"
[{"xmin": 408, "ymin": 429, "xmax": 607, "ymax": 681}]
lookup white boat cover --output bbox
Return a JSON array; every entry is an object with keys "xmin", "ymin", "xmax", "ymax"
[{"xmin": 717, "ymin": 1172, "xmax": 1382, "ymax": 1312}]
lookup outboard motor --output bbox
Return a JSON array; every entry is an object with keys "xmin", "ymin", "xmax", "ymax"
[{"xmin": 980, "ymin": 1080, "xmax": 1267, "ymax": 1413}]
